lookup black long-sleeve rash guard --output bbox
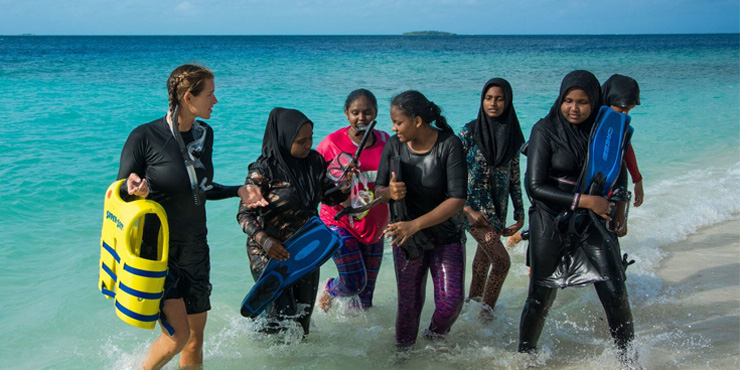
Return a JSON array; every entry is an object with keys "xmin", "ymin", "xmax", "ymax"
[
  {"xmin": 118, "ymin": 117, "xmax": 239, "ymax": 243},
  {"xmin": 525, "ymin": 121, "xmax": 627, "ymax": 214},
  {"xmin": 375, "ymin": 130, "xmax": 468, "ymax": 244}
]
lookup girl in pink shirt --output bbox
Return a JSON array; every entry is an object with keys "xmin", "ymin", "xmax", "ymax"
[{"xmin": 316, "ymin": 89, "xmax": 390, "ymax": 311}]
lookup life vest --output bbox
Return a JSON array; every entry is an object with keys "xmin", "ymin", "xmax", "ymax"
[{"xmin": 98, "ymin": 179, "xmax": 169, "ymax": 330}]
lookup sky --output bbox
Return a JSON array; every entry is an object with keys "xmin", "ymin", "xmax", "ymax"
[{"xmin": 0, "ymin": 0, "xmax": 738, "ymax": 35}]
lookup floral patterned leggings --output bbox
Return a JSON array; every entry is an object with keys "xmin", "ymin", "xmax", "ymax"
[{"xmin": 467, "ymin": 226, "xmax": 511, "ymax": 311}]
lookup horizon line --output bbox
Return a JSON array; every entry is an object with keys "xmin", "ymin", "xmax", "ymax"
[{"xmin": 2, "ymin": 32, "xmax": 739, "ymax": 37}]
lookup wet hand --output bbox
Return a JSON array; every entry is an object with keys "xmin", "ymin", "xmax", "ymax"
[
  {"xmin": 586, "ymin": 195, "xmax": 613, "ymax": 221},
  {"xmin": 384, "ymin": 220, "xmax": 419, "ymax": 247},
  {"xmin": 263, "ymin": 237, "xmax": 290, "ymax": 261},
  {"xmin": 633, "ymin": 181, "xmax": 644, "ymax": 207},
  {"xmin": 388, "ymin": 172, "xmax": 406, "ymax": 201},
  {"xmin": 617, "ymin": 224, "xmax": 628, "ymax": 237},
  {"xmin": 464, "ymin": 208, "xmax": 488, "ymax": 228},
  {"xmin": 127, "ymin": 173, "xmax": 149, "ymax": 198},
  {"xmin": 501, "ymin": 219, "xmax": 524, "ymax": 237},
  {"xmin": 505, "ymin": 232, "xmax": 524, "ymax": 249},
  {"xmin": 239, "ymin": 184, "xmax": 268, "ymax": 208}
]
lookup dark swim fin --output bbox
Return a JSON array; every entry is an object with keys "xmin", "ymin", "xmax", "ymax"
[
  {"xmin": 241, "ymin": 217, "xmax": 343, "ymax": 318},
  {"xmin": 556, "ymin": 106, "xmax": 634, "ymax": 241}
]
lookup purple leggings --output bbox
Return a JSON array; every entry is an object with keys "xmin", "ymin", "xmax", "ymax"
[
  {"xmin": 325, "ymin": 226, "xmax": 384, "ymax": 308},
  {"xmin": 393, "ymin": 241, "xmax": 465, "ymax": 347}
]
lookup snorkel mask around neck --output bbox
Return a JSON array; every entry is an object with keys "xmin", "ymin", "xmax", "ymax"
[{"xmin": 170, "ymin": 105, "xmax": 211, "ymax": 206}]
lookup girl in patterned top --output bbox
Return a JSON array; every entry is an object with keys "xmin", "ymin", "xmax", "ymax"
[
  {"xmin": 458, "ymin": 78, "xmax": 525, "ymax": 320},
  {"xmin": 237, "ymin": 108, "xmax": 348, "ymax": 335}
]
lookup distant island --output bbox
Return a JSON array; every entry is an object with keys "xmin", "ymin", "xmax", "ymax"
[{"xmin": 403, "ymin": 31, "xmax": 456, "ymax": 36}]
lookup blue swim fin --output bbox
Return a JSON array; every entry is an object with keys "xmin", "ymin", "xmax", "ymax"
[
  {"xmin": 580, "ymin": 106, "xmax": 634, "ymax": 196},
  {"xmin": 580, "ymin": 106, "xmax": 634, "ymax": 248},
  {"xmin": 241, "ymin": 217, "xmax": 343, "ymax": 318}
]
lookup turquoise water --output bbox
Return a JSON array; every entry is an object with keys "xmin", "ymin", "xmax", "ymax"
[{"xmin": 1, "ymin": 35, "xmax": 738, "ymax": 369}]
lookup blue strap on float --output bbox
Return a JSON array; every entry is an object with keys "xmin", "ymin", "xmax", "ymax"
[
  {"xmin": 160, "ymin": 316, "xmax": 175, "ymax": 336},
  {"xmin": 115, "ymin": 300, "xmax": 160, "ymax": 323},
  {"xmin": 118, "ymin": 282, "xmax": 164, "ymax": 300},
  {"xmin": 100, "ymin": 242, "xmax": 119, "ymax": 298},
  {"xmin": 102, "ymin": 241, "xmax": 121, "ymax": 263},
  {"xmin": 100, "ymin": 284, "xmax": 116, "ymax": 299},
  {"xmin": 123, "ymin": 264, "xmax": 168, "ymax": 278},
  {"xmin": 101, "ymin": 262, "xmax": 117, "ymax": 283},
  {"xmin": 158, "ymin": 269, "xmax": 175, "ymax": 336}
]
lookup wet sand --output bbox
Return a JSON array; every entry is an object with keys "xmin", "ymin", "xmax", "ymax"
[{"xmin": 654, "ymin": 218, "xmax": 740, "ymax": 369}]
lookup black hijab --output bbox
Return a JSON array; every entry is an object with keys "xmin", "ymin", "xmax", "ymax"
[
  {"xmin": 601, "ymin": 74, "xmax": 640, "ymax": 108},
  {"xmin": 539, "ymin": 70, "xmax": 601, "ymax": 167},
  {"xmin": 249, "ymin": 107, "xmax": 320, "ymax": 208},
  {"xmin": 465, "ymin": 78, "xmax": 525, "ymax": 169}
]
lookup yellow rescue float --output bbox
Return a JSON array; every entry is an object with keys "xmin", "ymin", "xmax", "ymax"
[{"xmin": 99, "ymin": 179, "xmax": 169, "ymax": 330}]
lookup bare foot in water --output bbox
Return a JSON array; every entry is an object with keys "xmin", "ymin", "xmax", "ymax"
[
  {"xmin": 479, "ymin": 304, "xmax": 494, "ymax": 322},
  {"xmin": 318, "ymin": 282, "xmax": 333, "ymax": 312}
]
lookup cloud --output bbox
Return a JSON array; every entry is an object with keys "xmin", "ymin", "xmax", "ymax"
[{"xmin": 174, "ymin": 1, "xmax": 197, "ymax": 16}]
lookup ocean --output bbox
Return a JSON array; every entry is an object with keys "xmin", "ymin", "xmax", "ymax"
[{"xmin": 0, "ymin": 34, "xmax": 738, "ymax": 369}]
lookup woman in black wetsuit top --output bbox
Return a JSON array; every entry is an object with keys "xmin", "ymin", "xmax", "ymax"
[
  {"xmin": 118, "ymin": 64, "xmax": 248, "ymax": 370},
  {"xmin": 518, "ymin": 70, "xmax": 634, "ymax": 359}
]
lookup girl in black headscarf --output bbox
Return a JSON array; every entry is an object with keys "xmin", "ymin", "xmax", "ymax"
[
  {"xmin": 519, "ymin": 71, "xmax": 634, "ymax": 356},
  {"xmin": 237, "ymin": 107, "xmax": 348, "ymax": 335},
  {"xmin": 602, "ymin": 74, "xmax": 645, "ymax": 218},
  {"xmin": 458, "ymin": 78, "xmax": 525, "ymax": 320}
]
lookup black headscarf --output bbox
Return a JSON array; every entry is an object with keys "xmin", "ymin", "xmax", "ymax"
[
  {"xmin": 601, "ymin": 74, "xmax": 640, "ymax": 108},
  {"xmin": 465, "ymin": 78, "xmax": 525, "ymax": 169},
  {"xmin": 538, "ymin": 70, "xmax": 601, "ymax": 167},
  {"xmin": 249, "ymin": 107, "xmax": 320, "ymax": 208}
]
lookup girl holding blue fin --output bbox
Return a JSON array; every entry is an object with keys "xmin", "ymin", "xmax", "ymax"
[
  {"xmin": 237, "ymin": 108, "xmax": 349, "ymax": 335},
  {"xmin": 118, "ymin": 64, "xmax": 249, "ymax": 370},
  {"xmin": 518, "ymin": 71, "xmax": 634, "ymax": 360}
]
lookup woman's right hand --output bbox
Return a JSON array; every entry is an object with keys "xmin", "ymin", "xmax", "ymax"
[
  {"xmin": 262, "ymin": 236, "xmax": 290, "ymax": 261},
  {"xmin": 388, "ymin": 172, "xmax": 407, "ymax": 201},
  {"xmin": 127, "ymin": 173, "xmax": 149, "ymax": 198},
  {"xmin": 238, "ymin": 184, "xmax": 268, "ymax": 208},
  {"xmin": 464, "ymin": 207, "xmax": 488, "ymax": 228},
  {"xmin": 633, "ymin": 180, "xmax": 644, "ymax": 207},
  {"xmin": 580, "ymin": 194, "xmax": 614, "ymax": 221}
]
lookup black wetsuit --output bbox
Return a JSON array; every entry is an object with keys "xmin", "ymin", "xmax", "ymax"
[
  {"xmin": 519, "ymin": 119, "xmax": 634, "ymax": 352},
  {"xmin": 118, "ymin": 117, "xmax": 239, "ymax": 314}
]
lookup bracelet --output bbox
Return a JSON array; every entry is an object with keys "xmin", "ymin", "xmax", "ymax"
[{"xmin": 571, "ymin": 193, "xmax": 581, "ymax": 210}]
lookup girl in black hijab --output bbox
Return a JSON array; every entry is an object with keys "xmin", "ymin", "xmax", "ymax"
[
  {"xmin": 458, "ymin": 78, "xmax": 525, "ymax": 320},
  {"xmin": 602, "ymin": 74, "xmax": 645, "ymax": 216},
  {"xmin": 237, "ymin": 107, "xmax": 348, "ymax": 335},
  {"xmin": 519, "ymin": 71, "xmax": 634, "ymax": 358}
]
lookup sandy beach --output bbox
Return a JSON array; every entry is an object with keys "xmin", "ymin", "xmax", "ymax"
[{"xmin": 653, "ymin": 217, "xmax": 740, "ymax": 369}]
